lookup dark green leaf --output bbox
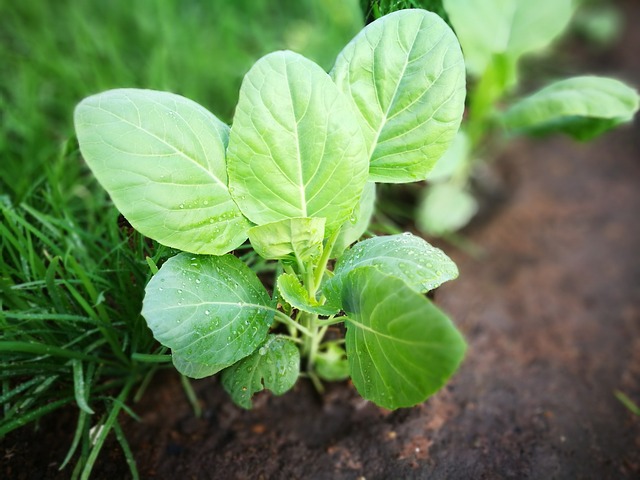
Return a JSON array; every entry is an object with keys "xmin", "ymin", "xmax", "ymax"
[{"xmin": 221, "ymin": 335, "xmax": 300, "ymax": 409}]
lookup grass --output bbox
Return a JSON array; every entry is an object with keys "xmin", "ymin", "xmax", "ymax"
[
  {"xmin": 0, "ymin": 140, "xmax": 177, "ymax": 478},
  {"xmin": 361, "ymin": 0, "xmax": 448, "ymax": 22},
  {"xmin": 0, "ymin": 1, "xmax": 364, "ymax": 477}
]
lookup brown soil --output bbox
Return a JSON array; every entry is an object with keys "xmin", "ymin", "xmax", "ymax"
[{"xmin": 3, "ymin": 1, "xmax": 640, "ymax": 479}]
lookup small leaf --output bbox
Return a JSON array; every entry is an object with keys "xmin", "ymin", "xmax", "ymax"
[
  {"xmin": 221, "ymin": 335, "xmax": 300, "ymax": 409},
  {"xmin": 443, "ymin": 0, "xmax": 574, "ymax": 78},
  {"xmin": 74, "ymin": 89, "xmax": 250, "ymax": 255},
  {"xmin": 427, "ymin": 131, "xmax": 469, "ymax": 183},
  {"xmin": 315, "ymin": 343, "xmax": 349, "ymax": 382},
  {"xmin": 342, "ymin": 267, "xmax": 466, "ymax": 409},
  {"xmin": 227, "ymin": 51, "xmax": 369, "ymax": 234},
  {"xmin": 333, "ymin": 182, "xmax": 376, "ymax": 257},
  {"xmin": 331, "ymin": 9, "xmax": 466, "ymax": 183},
  {"xmin": 248, "ymin": 217, "xmax": 325, "ymax": 261},
  {"xmin": 324, "ymin": 233, "xmax": 458, "ymax": 306},
  {"xmin": 502, "ymin": 76, "xmax": 640, "ymax": 140},
  {"xmin": 142, "ymin": 253, "xmax": 273, "ymax": 378},
  {"xmin": 417, "ymin": 183, "xmax": 478, "ymax": 236},
  {"xmin": 277, "ymin": 273, "xmax": 340, "ymax": 316}
]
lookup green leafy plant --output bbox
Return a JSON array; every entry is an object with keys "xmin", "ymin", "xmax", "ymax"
[
  {"xmin": 415, "ymin": 0, "xmax": 640, "ymax": 236},
  {"xmin": 74, "ymin": 9, "xmax": 468, "ymax": 410}
]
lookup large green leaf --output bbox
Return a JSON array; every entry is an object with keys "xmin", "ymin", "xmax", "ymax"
[
  {"xmin": 142, "ymin": 253, "xmax": 273, "ymax": 378},
  {"xmin": 248, "ymin": 217, "xmax": 325, "ymax": 261},
  {"xmin": 74, "ymin": 89, "xmax": 250, "ymax": 255},
  {"xmin": 342, "ymin": 267, "xmax": 466, "ymax": 409},
  {"xmin": 443, "ymin": 0, "xmax": 574, "ymax": 77},
  {"xmin": 227, "ymin": 51, "xmax": 369, "ymax": 234},
  {"xmin": 331, "ymin": 9, "xmax": 466, "ymax": 183},
  {"xmin": 502, "ymin": 76, "xmax": 640, "ymax": 140},
  {"xmin": 221, "ymin": 334, "xmax": 300, "ymax": 409},
  {"xmin": 324, "ymin": 233, "xmax": 458, "ymax": 306}
]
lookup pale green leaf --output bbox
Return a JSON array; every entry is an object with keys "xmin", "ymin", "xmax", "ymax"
[
  {"xmin": 324, "ymin": 233, "xmax": 458, "ymax": 306},
  {"xmin": 417, "ymin": 183, "xmax": 478, "ymax": 235},
  {"xmin": 502, "ymin": 76, "xmax": 640, "ymax": 140},
  {"xmin": 221, "ymin": 334, "xmax": 300, "ymax": 409},
  {"xmin": 227, "ymin": 51, "xmax": 369, "ymax": 234},
  {"xmin": 248, "ymin": 217, "xmax": 325, "ymax": 261},
  {"xmin": 277, "ymin": 273, "xmax": 340, "ymax": 316},
  {"xmin": 427, "ymin": 130, "xmax": 469, "ymax": 182},
  {"xmin": 142, "ymin": 253, "xmax": 273, "ymax": 378},
  {"xmin": 333, "ymin": 182, "xmax": 376, "ymax": 257},
  {"xmin": 74, "ymin": 89, "xmax": 250, "ymax": 254},
  {"xmin": 315, "ymin": 343, "xmax": 349, "ymax": 381},
  {"xmin": 342, "ymin": 267, "xmax": 466, "ymax": 409},
  {"xmin": 331, "ymin": 9, "xmax": 466, "ymax": 183},
  {"xmin": 443, "ymin": 0, "xmax": 574, "ymax": 77}
]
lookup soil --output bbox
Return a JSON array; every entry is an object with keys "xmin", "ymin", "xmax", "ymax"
[{"xmin": 3, "ymin": 1, "xmax": 640, "ymax": 479}]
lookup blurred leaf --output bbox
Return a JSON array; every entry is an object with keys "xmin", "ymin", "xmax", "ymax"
[
  {"xmin": 315, "ymin": 343, "xmax": 349, "ymax": 381},
  {"xmin": 417, "ymin": 182, "xmax": 478, "ymax": 235},
  {"xmin": 502, "ymin": 76, "xmax": 640, "ymax": 141},
  {"xmin": 443, "ymin": 0, "xmax": 574, "ymax": 77},
  {"xmin": 427, "ymin": 130, "xmax": 469, "ymax": 182},
  {"xmin": 333, "ymin": 182, "xmax": 376, "ymax": 256}
]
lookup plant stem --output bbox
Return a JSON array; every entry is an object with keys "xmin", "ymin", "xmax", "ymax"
[
  {"xmin": 314, "ymin": 229, "xmax": 340, "ymax": 288},
  {"xmin": 273, "ymin": 309, "xmax": 312, "ymax": 337}
]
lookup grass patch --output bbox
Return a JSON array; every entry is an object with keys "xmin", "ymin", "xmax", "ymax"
[{"xmin": 1, "ymin": 1, "xmax": 363, "ymax": 476}]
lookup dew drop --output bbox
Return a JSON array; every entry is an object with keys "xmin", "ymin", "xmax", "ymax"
[{"xmin": 179, "ymin": 203, "xmax": 185, "ymax": 209}]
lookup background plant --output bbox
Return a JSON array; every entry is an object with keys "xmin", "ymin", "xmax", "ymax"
[
  {"xmin": 74, "ymin": 9, "xmax": 468, "ymax": 411},
  {"xmin": 401, "ymin": 0, "xmax": 640, "ymax": 236}
]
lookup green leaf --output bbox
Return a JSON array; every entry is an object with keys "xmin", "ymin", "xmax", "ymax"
[
  {"xmin": 315, "ymin": 343, "xmax": 349, "ymax": 381},
  {"xmin": 417, "ymin": 183, "xmax": 478, "ymax": 236},
  {"xmin": 277, "ymin": 273, "xmax": 340, "ymax": 316},
  {"xmin": 427, "ymin": 130, "xmax": 469, "ymax": 182},
  {"xmin": 74, "ymin": 89, "xmax": 250, "ymax": 255},
  {"xmin": 227, "ymin": 51, "xmax": 369, "ymax": 234},
  {"xmin": 333, "ymin": 182, "xmax": 376, "ymax": 257},
  {"xmin": 502, "ymin": 76, "xmax": 640, "ymax": 140},
  {"xmin": 142, "ymin": 253, "xmax": 273, "ymax": 378},
  {"xmin": 342, "ymin": 267, "xmax": 466, "ymax": 409},
  {"xmin": 443, "ymin": 0, "xmax": 574, "ymax": 77},
  {"xmin": 331, "ymin": 10, "xmax": 466, "ymax": 183},
  {"xmin": 221, "ymin": 334, "xmax": 300, "ymax": 409},
  {"xmin": 248, "ymin": 217, "xmax": 325, "ymax": 261},
  {"xmin": 324, "ymin": 233, "xmax": 458, "ymax": 306}
]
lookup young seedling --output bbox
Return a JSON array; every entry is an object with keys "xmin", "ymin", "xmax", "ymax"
[
  {"xmin": 417, "ymin": 0, "xmax": 640, "ymax": 236},
  {"xmin": 74, "ymin": 10, "xmax": 467, "ymax": 409}
]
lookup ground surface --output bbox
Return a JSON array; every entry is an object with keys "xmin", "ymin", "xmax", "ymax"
[{"xmin": 3, "ymin": 1, "xmax": 640, "ymax": 479}]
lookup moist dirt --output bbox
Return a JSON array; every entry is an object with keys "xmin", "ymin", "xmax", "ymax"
[{"xmin": 3, "ymin": 1, "xmax": 640, "ymax": 478}]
